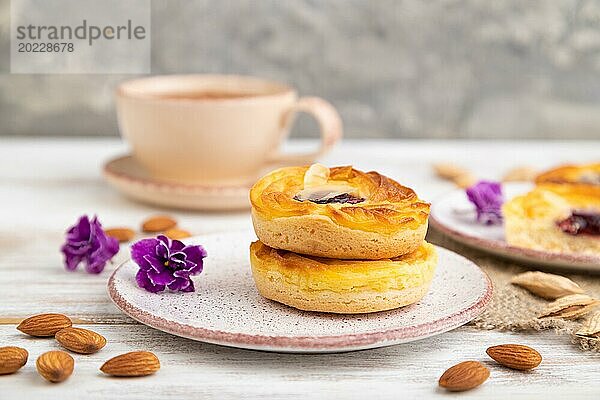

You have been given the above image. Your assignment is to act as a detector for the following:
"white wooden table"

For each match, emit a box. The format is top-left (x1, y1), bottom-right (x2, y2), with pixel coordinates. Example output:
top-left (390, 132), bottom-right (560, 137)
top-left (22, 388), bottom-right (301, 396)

top-left (1, 138), bottom-right (599, 399)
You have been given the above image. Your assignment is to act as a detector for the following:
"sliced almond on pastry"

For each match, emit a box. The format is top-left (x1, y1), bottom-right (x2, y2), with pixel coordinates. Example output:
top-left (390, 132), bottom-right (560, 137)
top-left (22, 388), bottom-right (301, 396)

top-left (297, 164), bottom-right (363, 203)
top-left (304, 163), bottom-right (330, 188)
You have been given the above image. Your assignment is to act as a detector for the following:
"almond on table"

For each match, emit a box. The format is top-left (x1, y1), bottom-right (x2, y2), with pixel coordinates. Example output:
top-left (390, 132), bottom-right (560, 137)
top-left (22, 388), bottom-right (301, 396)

top-left (502, 166), bottom-right (537, 182)
top-left (105, 227), bottom-right (136, 243)
top-left (0, 347), bottom-right (28, 375)
top-left (100, 351), bottom-right (160, 377)
top-left (163, 228), bottom-right (192, 240)
top-left (36, 351), bottom-right (74, 383)
top-left (486, 344), bottom-right (542, 370)
top-left (433, 162), bottom-right (471, 180)
top-left (141, 215), bottom-right (177, 233)
top-left (17, 313), bottom-right (72, 337)
top-left (55, 327), bottom-right (107, 354)
top-left (438, 361), bottom-right (490, 392)
top-left (432, 163), bottom-right (477, 188)
top-left (453, 173), bottom-right (478, 189)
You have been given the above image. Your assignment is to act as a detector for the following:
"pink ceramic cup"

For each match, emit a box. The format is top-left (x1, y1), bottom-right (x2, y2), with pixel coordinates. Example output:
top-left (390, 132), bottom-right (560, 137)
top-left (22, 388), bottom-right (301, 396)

top-left (116, 74), bottom-right (342, 185)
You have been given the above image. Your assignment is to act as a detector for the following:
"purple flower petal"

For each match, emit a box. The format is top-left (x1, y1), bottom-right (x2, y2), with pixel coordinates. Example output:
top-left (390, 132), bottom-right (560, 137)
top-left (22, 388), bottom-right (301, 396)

top-left (466, 181), bottom-right (504, 225)
top-left (167, 277), bottom-right (193, 291)
top-left (136, 270), bottom-right (165, 293)
top-left (61, 215), bottom-right (119, 274)
top-left (173, 268), bottom-right (191, 278)
top-left (143, 254), bottom-right (167, 273)
top-left (130, 235), bottom-right (207, 293)
top-left (131, 238), bottom-right (160, 268)
top-left (155, 236), bottom-right (171, 258)
top-left (182, 245), bottom-right (207, 262)
top-left (147, 268), bottom-right (176, 286)
top-left (170, 239), bottom-right (186, 252)
top-left (62, 247), bottom-right (84, 271)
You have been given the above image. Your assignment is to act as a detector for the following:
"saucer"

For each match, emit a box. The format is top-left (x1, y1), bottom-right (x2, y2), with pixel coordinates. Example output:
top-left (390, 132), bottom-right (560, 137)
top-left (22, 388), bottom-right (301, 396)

top-left (103, 154), bottom-right (250, 211)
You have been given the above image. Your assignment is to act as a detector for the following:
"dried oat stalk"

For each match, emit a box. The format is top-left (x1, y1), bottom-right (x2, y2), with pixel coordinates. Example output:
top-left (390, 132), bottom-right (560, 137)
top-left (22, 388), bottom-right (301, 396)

top-left (511, 271), bottom-right (584, 300)
top-left (539, 294), bottom-right (600, 320)
top-left (576, 312), bottom-right (600, 339)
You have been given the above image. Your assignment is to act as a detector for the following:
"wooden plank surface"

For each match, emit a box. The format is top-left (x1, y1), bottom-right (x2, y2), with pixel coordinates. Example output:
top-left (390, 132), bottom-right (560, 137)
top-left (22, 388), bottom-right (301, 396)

top-left (1, 138), bottom-right (599, 399)
top-left (2, 325), bottom-right (598, 399)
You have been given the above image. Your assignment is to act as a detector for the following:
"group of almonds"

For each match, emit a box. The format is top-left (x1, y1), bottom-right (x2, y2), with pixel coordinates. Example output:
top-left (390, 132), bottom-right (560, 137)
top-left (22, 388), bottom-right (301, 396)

top-left (105, 214), bottom-right (191, 243)
top-left (0, 313), bottom-right (160, 382)
top-left (439, 343), bottom-right (542, 391)
top-left (439, 270), bottom-right (599, 392)
top-left (511, 271), bottom-right (600, 336)
top-left (433, 162), bottom-right (538, 187)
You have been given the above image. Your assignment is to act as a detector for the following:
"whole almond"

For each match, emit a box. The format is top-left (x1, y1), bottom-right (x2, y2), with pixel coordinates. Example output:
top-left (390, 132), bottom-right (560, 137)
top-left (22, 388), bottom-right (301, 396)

top-left (438, 361), bottom-right (489, 392)
top-left (511, 271), bottom-right (584, 300)
top-left (502, 166), bottom-right (537, 182)
top-left (539, 294), bottom-right (600, 320)
top-left (36, 351), bottom-right (74, 383)
top-left (486, 344), bottom-right (542, 370)
top-left (433, 163), bottom-right (470, 180)
top-left (453, 173), bottom-right (478, 189)
top-left (17, 313), bottom-right (72, 337)
top-left (0, 346), bottom-right (28, 375)
top-left (141, 216), bottom-right (177, 233)
top-left (163, 228), bottom-right (192, 240)
top-left (105, 227), bottom-right (135, 243)
top-left (55, 327), bottom-right (107, 354)
top-left (576, 312), bottom-right (600, 339)
top-left (100, 351), bottom-right (160, 377)
top-left (432, 163), bottom-right (476, 188)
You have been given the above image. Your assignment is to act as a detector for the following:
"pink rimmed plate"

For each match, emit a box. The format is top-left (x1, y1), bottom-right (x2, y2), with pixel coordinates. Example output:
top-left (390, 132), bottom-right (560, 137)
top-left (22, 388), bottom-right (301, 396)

top-left (108, 230), bottom-right (492, 353)
top-left (430, 183), bottom-right (600, 272)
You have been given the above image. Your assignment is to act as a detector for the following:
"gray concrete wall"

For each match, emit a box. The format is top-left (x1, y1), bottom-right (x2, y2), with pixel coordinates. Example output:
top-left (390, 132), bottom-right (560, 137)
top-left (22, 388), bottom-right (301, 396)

top-left (2, 0), bottom-right (600, 139)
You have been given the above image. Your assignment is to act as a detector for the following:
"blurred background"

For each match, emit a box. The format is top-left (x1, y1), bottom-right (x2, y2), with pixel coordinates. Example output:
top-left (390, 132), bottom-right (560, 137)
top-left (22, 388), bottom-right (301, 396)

top-left (2, 0), bottom-right (600, 139)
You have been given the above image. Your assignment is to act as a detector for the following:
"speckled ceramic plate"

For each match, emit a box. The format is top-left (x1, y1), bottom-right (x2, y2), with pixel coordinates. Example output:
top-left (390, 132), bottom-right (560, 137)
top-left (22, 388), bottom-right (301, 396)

top-left (430, 183), bottom-right (600, 272)
top-left (108, 230), bottom-right (492, 353)
top-left (103, 154), bottom-right (250, 211)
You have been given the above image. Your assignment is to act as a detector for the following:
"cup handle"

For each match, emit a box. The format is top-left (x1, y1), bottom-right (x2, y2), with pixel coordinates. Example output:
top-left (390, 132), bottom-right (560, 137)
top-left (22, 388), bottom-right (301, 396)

top-left (268, 97), bottom-right (342, 166)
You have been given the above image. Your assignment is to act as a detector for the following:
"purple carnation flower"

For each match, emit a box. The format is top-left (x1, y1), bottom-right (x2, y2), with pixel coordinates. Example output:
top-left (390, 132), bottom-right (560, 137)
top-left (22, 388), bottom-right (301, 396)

top-left (466, 181), bottom-right (504, 225)
top-left (131, 235), bottom-right (207, 293)
top-left (61, 215), bottom-right (119, 274)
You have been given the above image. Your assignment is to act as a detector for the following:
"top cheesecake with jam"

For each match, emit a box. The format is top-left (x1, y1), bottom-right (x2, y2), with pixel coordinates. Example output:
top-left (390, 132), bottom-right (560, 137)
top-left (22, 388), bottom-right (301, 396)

top-left (536, 162), bottom-right (600, 187)
top-left (502, 183), bottom-right (600, 257)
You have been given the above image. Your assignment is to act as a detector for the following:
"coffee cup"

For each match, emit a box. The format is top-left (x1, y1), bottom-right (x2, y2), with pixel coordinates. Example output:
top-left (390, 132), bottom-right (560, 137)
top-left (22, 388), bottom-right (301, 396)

top-left (116, 74), bottom-right (342, 185)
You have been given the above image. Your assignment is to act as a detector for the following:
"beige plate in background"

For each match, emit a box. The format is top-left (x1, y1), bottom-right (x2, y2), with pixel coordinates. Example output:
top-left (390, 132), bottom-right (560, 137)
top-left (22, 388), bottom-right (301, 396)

top-left (103, 154), bottom-right (251, 211)
top-left (430, 183), bottom-right (600, 272)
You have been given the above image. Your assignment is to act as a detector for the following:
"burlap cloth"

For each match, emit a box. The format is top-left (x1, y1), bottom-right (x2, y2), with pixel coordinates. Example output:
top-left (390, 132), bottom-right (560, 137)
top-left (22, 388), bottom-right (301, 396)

top-left (427, 229), bottom-right (600, 352)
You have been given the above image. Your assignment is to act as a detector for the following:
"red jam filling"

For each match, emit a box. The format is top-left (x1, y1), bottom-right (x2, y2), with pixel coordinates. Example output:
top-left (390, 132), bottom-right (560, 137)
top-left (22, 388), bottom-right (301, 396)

top-left (293, 193), bottom-right (365, 205)
top-left (557, 211), bottom-right (600, 236)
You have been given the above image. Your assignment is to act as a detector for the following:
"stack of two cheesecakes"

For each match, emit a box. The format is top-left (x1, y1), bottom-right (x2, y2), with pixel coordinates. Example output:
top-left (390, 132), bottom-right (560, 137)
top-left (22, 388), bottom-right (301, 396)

top-left (249, 164), bottom-right (438, 314)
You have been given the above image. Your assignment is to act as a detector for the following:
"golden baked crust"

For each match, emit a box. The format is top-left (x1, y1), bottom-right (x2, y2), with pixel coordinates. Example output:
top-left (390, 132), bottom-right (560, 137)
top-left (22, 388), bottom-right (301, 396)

top-left (249, 165), bottom-right (430, 259)
top-left (250, 165), bottom-right (430, 235)
top-left (249, 240), bottom-right (438, 313)
top-left (537, 183), bottom-right (600, 209)
top-left (503, 186), bottom-right (599, 256)
top-left (535, 163), bottom-right (600, 191)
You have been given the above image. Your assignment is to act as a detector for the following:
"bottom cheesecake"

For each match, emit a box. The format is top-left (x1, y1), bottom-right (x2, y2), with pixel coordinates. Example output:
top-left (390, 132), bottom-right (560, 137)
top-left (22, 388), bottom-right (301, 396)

top-left (249, 240), bottom-right (437, 314)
